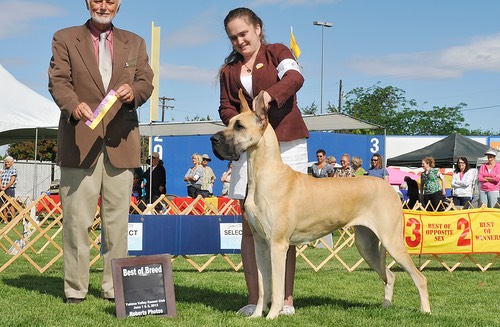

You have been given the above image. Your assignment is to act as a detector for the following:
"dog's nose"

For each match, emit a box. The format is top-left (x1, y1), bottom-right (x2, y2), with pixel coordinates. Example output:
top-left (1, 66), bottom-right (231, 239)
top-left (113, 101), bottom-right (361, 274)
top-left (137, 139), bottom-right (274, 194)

top-left (210, 133), bottom-right (222, 144)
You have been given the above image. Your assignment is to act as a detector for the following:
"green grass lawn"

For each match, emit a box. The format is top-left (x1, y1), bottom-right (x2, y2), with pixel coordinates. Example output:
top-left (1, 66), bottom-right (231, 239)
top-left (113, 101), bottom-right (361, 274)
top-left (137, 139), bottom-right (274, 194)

top-left (0, 234), bottom-right (499, 327)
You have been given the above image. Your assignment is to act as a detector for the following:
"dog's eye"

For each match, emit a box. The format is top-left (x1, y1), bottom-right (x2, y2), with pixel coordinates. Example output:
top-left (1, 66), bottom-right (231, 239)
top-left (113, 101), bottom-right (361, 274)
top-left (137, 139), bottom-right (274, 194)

top-left (234, 119), bottom-right (245, 131)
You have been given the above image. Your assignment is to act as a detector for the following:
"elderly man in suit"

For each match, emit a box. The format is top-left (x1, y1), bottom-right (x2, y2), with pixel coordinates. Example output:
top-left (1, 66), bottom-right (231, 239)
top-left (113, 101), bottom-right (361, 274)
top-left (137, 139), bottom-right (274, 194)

top-left (48, 0), bottom-right (153, 304)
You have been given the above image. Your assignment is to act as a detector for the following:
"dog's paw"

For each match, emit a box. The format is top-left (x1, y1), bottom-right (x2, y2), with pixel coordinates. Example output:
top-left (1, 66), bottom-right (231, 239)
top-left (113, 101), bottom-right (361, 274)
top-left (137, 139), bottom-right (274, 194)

top-left (237, 304), bottom-right (257, 316)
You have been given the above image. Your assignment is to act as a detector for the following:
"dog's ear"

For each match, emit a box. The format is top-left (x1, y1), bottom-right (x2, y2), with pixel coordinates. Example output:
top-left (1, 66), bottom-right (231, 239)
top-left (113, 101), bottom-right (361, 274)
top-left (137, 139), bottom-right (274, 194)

top-left (253, 90), bottom-right (269, 129)
top-left (238, 89), bottom-right (251, 113)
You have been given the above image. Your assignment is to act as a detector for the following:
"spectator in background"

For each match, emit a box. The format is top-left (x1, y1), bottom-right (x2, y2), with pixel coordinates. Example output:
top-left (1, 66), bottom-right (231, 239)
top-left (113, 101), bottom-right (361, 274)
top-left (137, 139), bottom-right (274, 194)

top-left (334, 154), bottom-right (355, 177)
top-left (478, 150), bottom-right (500, 208)
top-left (326, 156), bottom-right (336, 165)
top-left (351, 156), bottom-right (366, 176)
top-left (420, 156), bottom-right (446, 211)
top-left (144, 152), bottom-right (166, 204)
top-left (184, 153), bottom-right (204, 198)
top-left (451, 157), bottom-right (475, 209)
top-left (366, 153), bottom-right (389, 182)
top-left (311, 149), bottom-right (334, 178)
top-left (326, 155), bottom-right (338, 175)
top-left (131, 167), bottom-right (145, 203)
top-left (404, 176), bottom-right (420, 209)
top-left (0, 156), bottom-right (17, 222)
top-left (200, 154), bottom-right (216, 197)
top-left (220, 161), bottom-right (232, 197)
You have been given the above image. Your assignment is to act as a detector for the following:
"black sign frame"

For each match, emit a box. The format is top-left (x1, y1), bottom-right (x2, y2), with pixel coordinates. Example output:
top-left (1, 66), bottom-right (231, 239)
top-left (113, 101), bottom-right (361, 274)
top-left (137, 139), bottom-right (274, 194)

top-left (112, 254), bottom-right (176, 318)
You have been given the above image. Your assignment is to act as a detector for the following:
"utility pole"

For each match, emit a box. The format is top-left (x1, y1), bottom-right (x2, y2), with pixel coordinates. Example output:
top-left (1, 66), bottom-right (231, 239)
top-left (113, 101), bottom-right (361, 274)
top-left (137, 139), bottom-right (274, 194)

top-left (159, 96), bottom-right (175, 122)
top-left (338, 79), bottom-right (343, 113)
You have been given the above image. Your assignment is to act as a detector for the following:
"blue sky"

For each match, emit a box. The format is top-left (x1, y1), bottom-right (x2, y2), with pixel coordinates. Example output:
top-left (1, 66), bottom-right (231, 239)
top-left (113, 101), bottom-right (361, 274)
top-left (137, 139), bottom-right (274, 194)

top-left (1, 0), bottom-right (499, 132)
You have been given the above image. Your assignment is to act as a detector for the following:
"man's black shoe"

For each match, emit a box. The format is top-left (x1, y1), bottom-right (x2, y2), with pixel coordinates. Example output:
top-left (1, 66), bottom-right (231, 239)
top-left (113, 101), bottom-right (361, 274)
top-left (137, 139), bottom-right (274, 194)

top-left (66, 297), bottom-right (85, 304)
top-left (104, 298), bottom-right (115, 303)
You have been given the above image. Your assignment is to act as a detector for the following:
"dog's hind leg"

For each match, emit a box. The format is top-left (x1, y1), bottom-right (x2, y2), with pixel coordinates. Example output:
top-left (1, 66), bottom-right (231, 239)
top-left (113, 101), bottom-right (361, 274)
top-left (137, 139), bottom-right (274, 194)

top-left (353, 226), bottom-right (395, 308)
top-left (379, 244), bottom-right (395, 308)
top-left (383, 234), bottom-right (431, 314)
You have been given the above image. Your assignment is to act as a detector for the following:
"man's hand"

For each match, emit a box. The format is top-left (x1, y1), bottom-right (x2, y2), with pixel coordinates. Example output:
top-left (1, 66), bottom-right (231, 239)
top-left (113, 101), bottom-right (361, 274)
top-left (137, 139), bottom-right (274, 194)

top-left (116, 84), bottom-right (135, 104)
top-left (72, 102), bottom-right (94, 121)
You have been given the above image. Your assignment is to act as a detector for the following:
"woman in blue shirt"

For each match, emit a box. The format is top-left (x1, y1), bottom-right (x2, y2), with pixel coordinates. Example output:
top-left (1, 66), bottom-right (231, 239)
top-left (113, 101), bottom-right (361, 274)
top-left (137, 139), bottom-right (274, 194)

top-left (366, 153), bottom-right (389, 182)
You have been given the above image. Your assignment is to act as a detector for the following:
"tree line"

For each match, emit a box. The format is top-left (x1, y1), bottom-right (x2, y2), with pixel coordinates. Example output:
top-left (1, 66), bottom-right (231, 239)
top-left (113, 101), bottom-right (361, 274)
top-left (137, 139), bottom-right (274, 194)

top-left (301, 82), bottom-right (496, 136)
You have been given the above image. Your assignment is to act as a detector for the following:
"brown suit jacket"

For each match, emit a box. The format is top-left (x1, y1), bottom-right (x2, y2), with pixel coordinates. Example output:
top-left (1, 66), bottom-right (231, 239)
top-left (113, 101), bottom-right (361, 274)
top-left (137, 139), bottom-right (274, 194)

top-left (48, 20), bottom-right (153, 169)
top-left (219, 43), bottom-right (309, 142)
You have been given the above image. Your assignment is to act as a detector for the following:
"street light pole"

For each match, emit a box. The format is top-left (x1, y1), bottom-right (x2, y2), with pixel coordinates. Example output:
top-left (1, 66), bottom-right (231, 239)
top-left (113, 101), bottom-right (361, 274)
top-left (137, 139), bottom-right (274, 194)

top-left (313, 20), bottom-right (333, 114)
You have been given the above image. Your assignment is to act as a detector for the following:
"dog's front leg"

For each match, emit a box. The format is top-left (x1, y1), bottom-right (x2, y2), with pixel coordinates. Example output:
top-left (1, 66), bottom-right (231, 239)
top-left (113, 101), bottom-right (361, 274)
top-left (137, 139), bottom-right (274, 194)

top-left (266, 240), bottom-right (288, 319)
top-left (251, 234), bottom-right (271, 318)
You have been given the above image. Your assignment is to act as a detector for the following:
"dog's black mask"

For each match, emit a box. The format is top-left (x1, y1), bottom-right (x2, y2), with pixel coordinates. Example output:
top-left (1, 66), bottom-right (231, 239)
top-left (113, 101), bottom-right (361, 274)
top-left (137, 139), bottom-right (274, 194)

top-left (210, 132), bottom-right (240, 161)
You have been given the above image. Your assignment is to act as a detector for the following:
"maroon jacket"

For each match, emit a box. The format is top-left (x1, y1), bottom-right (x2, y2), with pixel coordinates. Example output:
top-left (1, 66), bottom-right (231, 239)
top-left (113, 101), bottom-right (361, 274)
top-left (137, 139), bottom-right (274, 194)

top-left (219, 43), bottom-right (309, 142)
top-left (48, 20), bottom-right (153, 169)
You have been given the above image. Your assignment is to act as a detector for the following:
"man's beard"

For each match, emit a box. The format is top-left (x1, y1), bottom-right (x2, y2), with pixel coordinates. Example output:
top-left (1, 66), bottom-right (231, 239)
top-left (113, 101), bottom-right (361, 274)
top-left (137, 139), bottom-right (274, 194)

top-left (91, 12), bottom-right (115, 25)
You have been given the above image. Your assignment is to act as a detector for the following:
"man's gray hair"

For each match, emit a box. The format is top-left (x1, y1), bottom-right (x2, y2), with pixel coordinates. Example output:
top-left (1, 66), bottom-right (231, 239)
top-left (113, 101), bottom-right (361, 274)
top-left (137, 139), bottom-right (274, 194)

top-left (86, 0), bottom-right (122, 7)
top-left (4, 156), bottom-right (14, 162)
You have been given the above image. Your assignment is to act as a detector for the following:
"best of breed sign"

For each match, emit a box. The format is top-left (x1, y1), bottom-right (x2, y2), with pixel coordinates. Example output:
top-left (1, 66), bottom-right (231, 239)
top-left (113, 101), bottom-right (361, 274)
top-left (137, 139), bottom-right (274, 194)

top-left (112, 254), bottom-right (176, 318)
top-left (403, 208), bottom-right (500, 254)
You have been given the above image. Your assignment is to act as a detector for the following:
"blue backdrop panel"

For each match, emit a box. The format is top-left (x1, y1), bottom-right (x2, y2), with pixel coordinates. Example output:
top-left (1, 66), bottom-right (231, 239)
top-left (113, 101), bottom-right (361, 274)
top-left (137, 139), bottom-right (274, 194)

top-left (129, 214), bottom-right (242, 256)
top-left (151, 132), bottom-right (385, 197)
top-left (129, 215), bottom-right (178, 256)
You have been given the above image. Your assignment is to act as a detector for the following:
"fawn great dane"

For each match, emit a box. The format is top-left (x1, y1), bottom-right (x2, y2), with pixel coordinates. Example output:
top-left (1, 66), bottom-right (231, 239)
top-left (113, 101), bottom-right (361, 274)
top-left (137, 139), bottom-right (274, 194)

top-left (210, 89), bottom-right (431, 319)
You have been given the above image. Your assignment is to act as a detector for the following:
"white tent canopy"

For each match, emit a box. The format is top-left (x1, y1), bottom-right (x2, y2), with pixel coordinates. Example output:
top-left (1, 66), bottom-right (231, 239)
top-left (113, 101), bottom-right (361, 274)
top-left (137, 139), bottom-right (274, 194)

top-left (139, 112), bottom-right (381, 137)
top-left (0, 64), bottom-right (59, 139)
